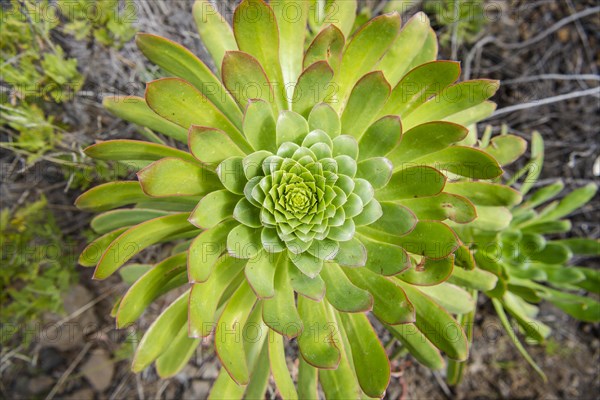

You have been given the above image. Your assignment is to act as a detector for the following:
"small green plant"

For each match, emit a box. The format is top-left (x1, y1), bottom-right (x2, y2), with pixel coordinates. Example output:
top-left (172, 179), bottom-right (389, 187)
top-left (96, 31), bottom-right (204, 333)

top-left (58, 0), bottom-right (137, 49)
top-left (0, 196), bottom-right (77, 345)
top-left (76, 0), bottom-right (535, 397)
top-left (445, 128), bottom-right (600, 384)
top-left (0, 0), bottom-right (136, 163)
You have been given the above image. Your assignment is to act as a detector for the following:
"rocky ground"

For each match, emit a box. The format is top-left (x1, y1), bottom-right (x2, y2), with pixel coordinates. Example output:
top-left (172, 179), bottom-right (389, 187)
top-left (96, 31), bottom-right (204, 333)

top-left (1, 0), bottom-right (598, 399)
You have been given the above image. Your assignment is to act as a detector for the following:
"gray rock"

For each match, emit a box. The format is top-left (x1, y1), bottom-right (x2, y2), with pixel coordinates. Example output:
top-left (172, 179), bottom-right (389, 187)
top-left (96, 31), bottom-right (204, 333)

top-left (81, 349), bottom-right (114, 392)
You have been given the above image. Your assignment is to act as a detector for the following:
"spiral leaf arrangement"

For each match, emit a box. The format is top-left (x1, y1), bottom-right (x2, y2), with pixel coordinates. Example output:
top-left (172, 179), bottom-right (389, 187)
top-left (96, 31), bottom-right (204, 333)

top-left (76, 0), bottom-right (510, 397)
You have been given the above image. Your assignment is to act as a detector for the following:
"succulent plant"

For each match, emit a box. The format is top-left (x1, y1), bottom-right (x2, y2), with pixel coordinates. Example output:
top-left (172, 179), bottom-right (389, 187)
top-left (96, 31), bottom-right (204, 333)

top-left (76, 0), bottom-right (507, 397)
top-left (443, 128), bottom-right (600, 384)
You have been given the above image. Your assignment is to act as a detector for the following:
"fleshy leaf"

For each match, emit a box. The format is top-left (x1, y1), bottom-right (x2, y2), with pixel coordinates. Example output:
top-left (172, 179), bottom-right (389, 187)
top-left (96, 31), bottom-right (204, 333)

top-left (192, 0), bottom-right (238, 73)
top-left (136, 33), bottom-right (242, 127)
top-left (214, 281), bottom-right (257, 385)
top-left (297, 296), bottom-right (341, 369)
top-left (188, 255), bottom-right (246, 337)
top-left (189, 190), bottom-right (240, 229)
top-left (341, 71), bottom-right (391, 139)
top-left (358, 115), bottom-right (402, 161)
top-left (94, 213), bottom-right (195, 279)
top-left (138, 158), bottom-right (222, 197)
top-left (188, 219), bottom-right (236, 282)
top-left (375, 166), bottom-right (446, 201)
top-left (398, 256), bottom-right (454, 286)
top-left (103, 96), bottom-right (188, 142)
top-left (243, 99), bottom-right (278, 153)
top-left (292, 61), bottom-right (334, 118)
top-left (344, 267), bottom-right (415, 325)
top-left (321, 263), bottom-right (373, 313)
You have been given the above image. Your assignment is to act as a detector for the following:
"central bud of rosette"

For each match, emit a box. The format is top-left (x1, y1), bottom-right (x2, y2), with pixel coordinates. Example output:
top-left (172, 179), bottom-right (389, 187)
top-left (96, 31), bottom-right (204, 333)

top-left (222, 127), bottom-right (383, 278)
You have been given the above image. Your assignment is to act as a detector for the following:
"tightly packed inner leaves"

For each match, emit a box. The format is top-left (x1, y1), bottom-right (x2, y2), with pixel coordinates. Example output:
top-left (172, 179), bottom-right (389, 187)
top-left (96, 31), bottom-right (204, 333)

top-left (74, 0), bottom-right (520, 397)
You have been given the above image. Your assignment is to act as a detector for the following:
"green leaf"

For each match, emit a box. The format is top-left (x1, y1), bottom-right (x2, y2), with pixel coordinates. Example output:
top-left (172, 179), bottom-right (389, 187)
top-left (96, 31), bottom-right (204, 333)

top-left (572, 267), bottom-right (600, 295)
top-left (321, 263), bottom-right (373, 312)
top-left (377, 12), bottom-right (432, 86)
top-left (375, 166), bottom-right (446, 201)
top-left (536, 183), bottom-right (597, 222)
top-left (91, 209), bottom-right (170, 234)
top-left (290, 251), bottom-right (325, 278)
top-left (209, 369), bottom-right (245, 400)
top-left (136, 33), bottom-right (242, 128)
top-left (292, 61), bottom-right (334, 118)
top-left (145, 78), bottom-right (245, 146)
top-left (341, 71), bottom-right (391, 139)
top-left (469, 206), bottom-right (513, 231)
top-left (277, 110), bottom-right (310, 146)
top-left (356, 157), bottom-right (393, 189)
top-left (318, 303), bottom-right (362, 400)
top-left (188, 255), bottom-right (246, 337)
top-left (233, 0), bottom-right (286, 110)
top-left (103, 96), bottom-right (188, 142)
top-left (138, 157), bottom-right (222, 197)
top-left (288, 263), bottom-right (326, 301)
top-left (491, 298), bottom-right (547, 381)
top-left (522, 180), bottom-right (564, 209)
top-left (518, 131), bottom-right (544, 195)
top-left (215, 281), bottom-right (257, 385)
top-left (155, 323), bottom-right (200, 378)
top-left (542, 287), bottom-right (600, 322)
top-left (298, 358), bottom-right (318, 400)
top-left (273, 0), bottom-right (309, 96)
top-left (79, 227), bottom-right (128, 267)
top-left (308, 103), bottom-right (341, 138)
top-left (189, 190), bottom-right (240, 229)
top-left (333, 237), bottom-right (367, 267)
top-left (385, 323), bottom-right (444, 370)
top-left (398, 256), bottom-right (454, 286)
top-left (361, 202), bottom-right (417, 237)
top-left (380, 61), bottom-right (461, 118)
top-left (386, 121), bottom-right (467, 165)
top-left (222, 51), bottom-right (279, 113)
top-left (447, 267), bottom-right (498, 292)
top-left (117, 253), bottom-right (187, 328)
top-left (412, 146), bottom-right (503, 179)
top-left (297, 296), bottom-right (341, 369)
top-left (304, 24), bottom-right (345, 72)
top-left (339, 312), bottom-right (390, 397)
top-left (227, 224), bottom-right (262, 259)
top-left (245, 250), bottom-right (277, 299)
top-left (417, 283), bottom-right (475, 315)
top-left (263, 256), bottom-right (303, 338)
top-left (335, 13), bottom-right (401, 108)
top-left (94, 213), bottom-right (195, 279)
top-left (396, 221), bottom-right (459, 259)
top-left (189, 219), bottom-right (236, 282)
top-left (529, 243), bottom-right (572, 264)
top-left (344, 267), bottom-right (415, 325)
top-left (192, 0), bottom-right (238, 73)
top-left (189, 126), bottom-right (246, 164)
top-left (244, 340), bottom-right (270, 399)
top-left (233, 198), bottom-right (261, 228)
top-left (402, 80), bottom-right (500, 130)
top-left (243, 99), bottom-right (278, 153)
top-left (397, 281), bottom-right (468, 360)
top-left (555, 238), bottom-right (600, 256)
top-left (217, 156), bottom-right (247, 195)
top-left (444, 182), bottom-right (522, 206)
top-left (132, 290), bottom-right (189, 372)
top-left (118, 264), bottom-right (152, 285)
top-left (358, 115), bottom-right (402, 161)
top-left (84, 139), bottom-right (197, 164)
top-left (502, 292), bottom-right (550, 342)
top-left (268, 329), bottom-right (298, 400)
top-left (75, 181), bottom-right (146, 212)
top-left (483, 134), bottom-right (527, 166)
top-left (356, 233), bottom-right (410, 276)
top-left (397, 193), bottom-right (477, 223)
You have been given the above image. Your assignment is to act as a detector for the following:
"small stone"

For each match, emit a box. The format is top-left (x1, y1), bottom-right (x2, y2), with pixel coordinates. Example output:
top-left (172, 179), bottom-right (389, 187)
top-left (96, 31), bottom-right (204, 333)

top-left (39, 347), bottom-right (64, 372)
top-left (81, 349), bottom-right (114, 392)
top-left (557, 28), bottom-right (570, 43)
top-left (191, 380), bottom-right (211, 398)
top-left (28, 376), bottom-right (55, 395)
